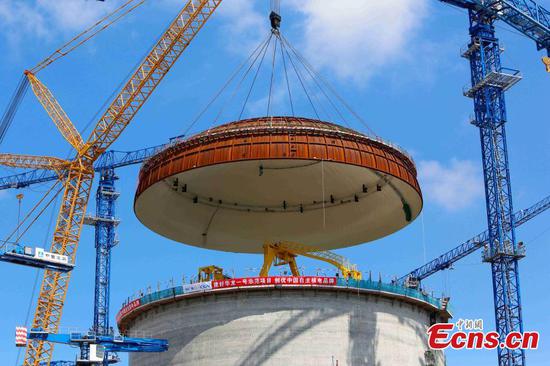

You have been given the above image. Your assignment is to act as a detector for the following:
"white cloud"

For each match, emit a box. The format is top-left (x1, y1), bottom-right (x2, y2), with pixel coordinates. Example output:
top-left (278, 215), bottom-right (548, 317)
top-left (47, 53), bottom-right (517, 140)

top-left (216, 0), bottom-right (265, 52)
top-left (205, 1), bottom-right (432, 112)
top-left (418, 159), bottom-right (484, 212)
top-left (0, 0), bottom-right (119, 44)
top-left (36, 0), bottom-right (118, 32)
top-left (0, 2), bottom-right (49, 42)
top-left (289, 0), bottom-right (429, 83)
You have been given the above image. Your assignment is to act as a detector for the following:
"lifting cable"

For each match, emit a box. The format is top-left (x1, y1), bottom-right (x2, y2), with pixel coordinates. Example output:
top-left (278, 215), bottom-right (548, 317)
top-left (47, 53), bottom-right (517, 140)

top-left (14, 192), bottom-right (60, 366)
top-left (280, 35), bottom-right (378, 137)
top-left (1, 0), bottom-right (144, 148)
top-left (1, 180), bottom-right (63, 249)
top-left (280, 32), bottom-right (338, 124)
top-left (279, 33), bottom-right (295, 116)
top-left (179, 3), bottom-right (376, 138)
top-left (278, 35), bottom-right (321, 120)
top-left (0, 76), bottom-right (30, 146)
top-left (183, 33), bottom-right (273, 137)
top-left (238, 34), bottom-right (274, 121)
top-left (279, 35), bottom-right (349, 128)
top-left (267, 34), bottom-right (279, 118)
top-left (212, 34), bottom-right (273, 127)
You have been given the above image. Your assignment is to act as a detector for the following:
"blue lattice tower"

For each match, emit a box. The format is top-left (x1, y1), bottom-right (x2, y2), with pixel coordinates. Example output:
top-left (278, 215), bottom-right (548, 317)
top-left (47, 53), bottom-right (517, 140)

top-left (464, 9), bottom-right (525, 366)
top-left (86, 168), bottom-right (120, 365)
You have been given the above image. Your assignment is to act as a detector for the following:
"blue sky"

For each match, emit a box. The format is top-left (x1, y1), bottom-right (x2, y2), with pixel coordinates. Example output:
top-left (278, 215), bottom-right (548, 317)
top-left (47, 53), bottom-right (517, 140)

top-left (0, 0), bottom-right (549, 365)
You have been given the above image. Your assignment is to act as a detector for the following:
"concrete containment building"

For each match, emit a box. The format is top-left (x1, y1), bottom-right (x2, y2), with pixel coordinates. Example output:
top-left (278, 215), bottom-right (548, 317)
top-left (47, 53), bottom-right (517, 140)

top-left (117, 280), bottom-right (450, 366)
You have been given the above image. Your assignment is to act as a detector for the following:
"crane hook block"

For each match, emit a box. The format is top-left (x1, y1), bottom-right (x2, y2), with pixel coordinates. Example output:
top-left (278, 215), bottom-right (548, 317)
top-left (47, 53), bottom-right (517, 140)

top-left (542, 56), bottom-right (550, 73)
top-left (270, 11), bottom-right (281, 30)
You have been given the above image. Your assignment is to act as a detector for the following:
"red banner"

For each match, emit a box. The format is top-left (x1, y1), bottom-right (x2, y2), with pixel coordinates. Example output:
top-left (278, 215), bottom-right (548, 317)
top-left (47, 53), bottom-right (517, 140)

top-left (212, 276), bottom-right (337, 290)
top-left (116, 298), bottom-right (141, 323)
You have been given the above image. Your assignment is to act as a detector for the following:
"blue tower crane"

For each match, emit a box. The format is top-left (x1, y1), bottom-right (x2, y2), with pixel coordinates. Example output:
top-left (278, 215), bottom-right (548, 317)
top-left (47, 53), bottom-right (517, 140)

top-left (434, 1), bottom-right (549, 365)
top-left (3, 2), bottom-right (550, 365)
top-left (440, 1), bottom-right (550, 57)
top-left (85, 168), bottom-right (120, 365)
top-left (462, 16), bottom-right (524, 363)
top-left (2, 141), bottom-right (172, 365)
top-left (18, 327), bottom-right (168, 365)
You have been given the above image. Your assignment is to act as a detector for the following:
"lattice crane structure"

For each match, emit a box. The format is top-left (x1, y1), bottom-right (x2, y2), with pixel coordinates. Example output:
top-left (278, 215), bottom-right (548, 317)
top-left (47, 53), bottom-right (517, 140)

top-left (429, 1), bottom-right (550, 365)
top-left (0, 1), bottom-right (223, 364)
top-left (2, 142), bottom-right (175, 365)
top-left (1, 1), bottom-right (549, 366)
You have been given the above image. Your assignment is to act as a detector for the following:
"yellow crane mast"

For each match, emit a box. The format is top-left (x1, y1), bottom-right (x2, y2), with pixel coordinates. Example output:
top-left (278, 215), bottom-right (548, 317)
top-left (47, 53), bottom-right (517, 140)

top-left (260, 241), bottom-right (363, 280)
top-left (0, 1), bottom-right (223, 365)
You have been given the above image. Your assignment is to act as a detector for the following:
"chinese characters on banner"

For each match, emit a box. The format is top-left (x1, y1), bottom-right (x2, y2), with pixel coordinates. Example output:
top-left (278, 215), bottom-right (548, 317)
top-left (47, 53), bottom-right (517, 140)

top-left (116, 298), bottom-right (141, 323)
top-left (212, 276), bottom-right (337, 289)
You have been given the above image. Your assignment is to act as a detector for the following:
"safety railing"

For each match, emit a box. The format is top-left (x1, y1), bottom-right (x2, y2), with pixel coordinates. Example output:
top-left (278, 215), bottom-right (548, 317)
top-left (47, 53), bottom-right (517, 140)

top-left (337, 278), bottom-right (446, 310)
top-left (119, 277), bottom-right (450, 321)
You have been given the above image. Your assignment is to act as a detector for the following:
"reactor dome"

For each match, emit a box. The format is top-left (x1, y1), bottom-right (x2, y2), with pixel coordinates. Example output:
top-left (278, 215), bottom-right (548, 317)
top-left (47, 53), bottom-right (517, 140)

top-left (134, 116), bottom-right (422, 253)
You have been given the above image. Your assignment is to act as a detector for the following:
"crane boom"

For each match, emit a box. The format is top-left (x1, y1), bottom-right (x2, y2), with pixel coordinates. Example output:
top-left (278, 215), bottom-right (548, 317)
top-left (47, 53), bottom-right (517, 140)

top-left (18, 1), bottom-right (223, 364)
top-left (441, 0), bottom-right (550, 53)
top-left (397, 193), bottom-right (550, 284)
top-left (85, 0), bottom-right (223, 159)
top-left (26, 73), bottom-right (84, 151)
top-left (0, 143), bottom-right (166, 190)
top-left (0, 154), bottom-right (69, 172)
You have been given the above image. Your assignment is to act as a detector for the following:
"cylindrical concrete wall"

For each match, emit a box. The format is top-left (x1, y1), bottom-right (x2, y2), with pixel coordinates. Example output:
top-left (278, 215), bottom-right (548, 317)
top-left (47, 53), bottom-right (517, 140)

top-left (122, 287), bottom-right (448, 366)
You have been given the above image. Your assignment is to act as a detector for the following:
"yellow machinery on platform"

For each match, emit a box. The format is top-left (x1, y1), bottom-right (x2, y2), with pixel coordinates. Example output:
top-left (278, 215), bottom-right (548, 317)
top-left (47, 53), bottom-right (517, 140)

top-left (260, 241), bottom-right (362, 280)
top-left (198, 265), bottom-right (230, 282)
top-left (0, 1), bottom-right (224, 365)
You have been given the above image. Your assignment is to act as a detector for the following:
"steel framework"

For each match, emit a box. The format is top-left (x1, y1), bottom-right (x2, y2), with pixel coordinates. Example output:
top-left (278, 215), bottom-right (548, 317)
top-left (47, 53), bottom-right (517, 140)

top-left (0, 1), bottom-right (224, 364)
top-left (89, 169), bottom-right (119, 364)
top-left (397, 194), bottom-right (550, 284)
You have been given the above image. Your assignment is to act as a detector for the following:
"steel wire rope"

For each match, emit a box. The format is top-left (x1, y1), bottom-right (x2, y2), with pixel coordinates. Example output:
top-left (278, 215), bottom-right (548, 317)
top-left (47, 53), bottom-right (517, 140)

top-left (281, 34), bottom-right (378, 137)
top-left (279, 35), bottom-right (351, 128)
top-left (80, 34), bottom-right (162, 143)
top-left (280, 37), bottom-right (335, 123)
top-left (238, 34), bottom-right (275, 121)
top-left (1, 180), bottom-right (61, 250)
top-left (267, 33), bottom-right (279, 121)
top-left (279, 37), bottom-right (320, 120)
top-left (278, 33), bottom-right (295, 116)
top-left (270, 0), bottom-right (281, 15)
top-left (0, 75), bottom-right (30, 146)
top-left (281, 35), bottom-right (342, 124)
top-left (12, 185), bottom-right (64, 245)
top-left (31, 0), bottom-right (146, 74)
top-left (76, 1), bottom-right (178, 149)
top-left (182, 33), bottom-right (272, 137)
top-left (211, 33), bottom-right (273, 127)
top-left (0, 0), bottom-right (130, 148)
top-left (14, 191), bottom-right (61, 366)
top-left (321, 159), bottom-right (326, 229)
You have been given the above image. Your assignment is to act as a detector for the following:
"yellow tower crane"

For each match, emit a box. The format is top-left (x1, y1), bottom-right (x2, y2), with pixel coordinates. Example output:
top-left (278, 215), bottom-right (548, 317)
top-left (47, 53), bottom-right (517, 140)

top-left (260, 241), bottom-right (363, 280)
top-left (0, 1), bottom-right (223, 365)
